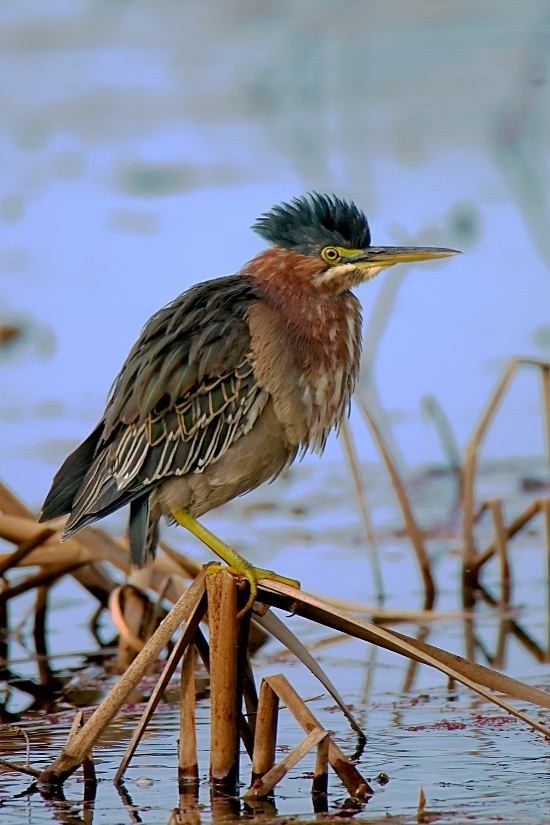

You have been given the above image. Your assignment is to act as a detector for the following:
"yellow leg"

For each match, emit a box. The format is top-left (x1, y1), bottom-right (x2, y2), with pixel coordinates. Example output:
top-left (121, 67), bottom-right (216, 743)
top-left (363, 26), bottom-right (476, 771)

top-left (172, 508), bottom-right (300, 616)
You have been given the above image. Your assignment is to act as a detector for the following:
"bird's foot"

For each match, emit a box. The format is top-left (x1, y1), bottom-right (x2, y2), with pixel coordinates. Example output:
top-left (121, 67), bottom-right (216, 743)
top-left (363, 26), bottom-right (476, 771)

top-left (205, 561), bottom-right (299, 616)
top-left (172, 508), bottom-right (300, 617)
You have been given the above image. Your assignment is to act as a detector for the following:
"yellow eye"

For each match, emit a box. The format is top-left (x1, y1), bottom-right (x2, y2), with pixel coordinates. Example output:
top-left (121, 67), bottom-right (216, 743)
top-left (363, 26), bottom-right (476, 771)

top-left (321, 246), bottom-right (341, 264)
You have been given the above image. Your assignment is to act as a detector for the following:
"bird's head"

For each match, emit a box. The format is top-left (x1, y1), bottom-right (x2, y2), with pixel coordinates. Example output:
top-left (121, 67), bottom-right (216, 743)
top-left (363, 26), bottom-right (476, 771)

top-left (252, 193), bottom-right (459, 294)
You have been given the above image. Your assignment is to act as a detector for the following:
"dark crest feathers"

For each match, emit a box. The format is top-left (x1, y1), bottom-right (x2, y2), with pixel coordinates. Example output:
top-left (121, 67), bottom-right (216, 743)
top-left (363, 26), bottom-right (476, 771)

top-left (252, 192), bottom-right (371, 255)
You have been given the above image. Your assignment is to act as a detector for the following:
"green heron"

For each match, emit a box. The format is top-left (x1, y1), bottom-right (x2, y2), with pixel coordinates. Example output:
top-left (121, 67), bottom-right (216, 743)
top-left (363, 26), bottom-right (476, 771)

top-left (41, 193), bottom-right (458, 613)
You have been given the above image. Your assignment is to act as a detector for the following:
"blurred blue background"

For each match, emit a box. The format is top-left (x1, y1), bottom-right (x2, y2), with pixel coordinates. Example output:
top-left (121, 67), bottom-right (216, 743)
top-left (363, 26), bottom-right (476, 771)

top-left (1, 1), bottom-right (550, 510)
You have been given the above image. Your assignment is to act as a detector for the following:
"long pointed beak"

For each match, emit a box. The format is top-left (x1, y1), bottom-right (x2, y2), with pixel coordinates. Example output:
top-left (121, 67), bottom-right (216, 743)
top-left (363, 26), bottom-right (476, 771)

top-left (352, 246), bottom-right (460, 268)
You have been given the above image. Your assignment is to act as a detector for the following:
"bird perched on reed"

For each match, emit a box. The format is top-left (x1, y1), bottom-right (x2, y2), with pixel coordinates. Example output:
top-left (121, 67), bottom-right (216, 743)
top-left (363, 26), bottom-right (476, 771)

top-left (41, 193), bottom-right (458, 613)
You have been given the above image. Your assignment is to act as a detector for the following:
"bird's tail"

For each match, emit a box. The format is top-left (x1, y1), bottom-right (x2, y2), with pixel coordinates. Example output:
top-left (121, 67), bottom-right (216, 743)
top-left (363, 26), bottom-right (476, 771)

top-left (129, 496), bottom-right (159, 567)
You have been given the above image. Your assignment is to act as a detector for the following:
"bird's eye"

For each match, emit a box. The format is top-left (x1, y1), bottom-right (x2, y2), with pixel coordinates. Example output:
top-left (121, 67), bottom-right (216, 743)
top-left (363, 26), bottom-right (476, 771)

top-left (321, 246), bottom-right (341, 264)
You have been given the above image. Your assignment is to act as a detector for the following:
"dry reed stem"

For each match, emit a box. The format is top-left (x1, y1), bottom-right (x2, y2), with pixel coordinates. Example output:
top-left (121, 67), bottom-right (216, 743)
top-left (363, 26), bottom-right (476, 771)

top-left (488, 499), bottom-right (511, 606)
top-left (251, 680), bottom-right (278, 782)
top-left (0, 561), bottom-right (85, 604)
top-left (0, 482), bottom-right (120, 605)
top-left (311, 593), bottom-right (479, 622)
top-left (109, 587), bottom-right (147, 655)
top-left (242, 655), bottom-right (258, 740)
top-left (206, 569), bottom-right (240, 792)
top-left (0, 514), bottom-right (185, 604)
top-left (340, 418), bottom-right (383, 603)
top-left (34, 584), bottom-right (51, 684)
top-left (258, 581), bottom-right (550, 733)
top-left (264, 673), bottom-right (371, 798)
top-left (462, 358), bottom-right (550, 572)
top-left (39, 569), bottom-right (208, 786)
top-left (179, 644), bottom-right (199, 788)
top-left (541, 366), bottom-right (550, 476)
top-left (0, 758), bottom-right (40, 778)
top-left (118, 564), bottom-right (155, 664)
top-left (254, 606), bottom-right (364, 740)
top-left (476, 582), bottom-right (545, 663)
top-left (462, 358), bottom-right (519, 569)
top-left (0, 528), bottom-right (56, 576)
top-left (355, 394), bottom-right (435, 608)
top-left (159, 541), bottom-right (202, 579)
top-left (114, 592), bottom-right (206, 783)
top-left (540, 497), bottom-right (550, 660)
top-left (313, 728), bottom-right (329, 796)
top-left (0, 480), bottom-right (34, 519)
top-left (66, 711), bottom-right (85, 746)
top-left (244, 729), bottom-right (328, 800)
top-left (474, 499), bottom-right (541, 573)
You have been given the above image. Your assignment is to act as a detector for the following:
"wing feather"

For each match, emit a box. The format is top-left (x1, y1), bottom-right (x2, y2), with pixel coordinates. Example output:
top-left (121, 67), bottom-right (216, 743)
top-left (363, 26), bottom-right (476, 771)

top-left (60, 275), bottom-right (263, 537)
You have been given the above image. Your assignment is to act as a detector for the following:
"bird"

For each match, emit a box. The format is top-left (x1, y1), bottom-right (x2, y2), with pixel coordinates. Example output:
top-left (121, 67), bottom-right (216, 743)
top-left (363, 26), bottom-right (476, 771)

top-left (40, 193), bottom-right (458, 614)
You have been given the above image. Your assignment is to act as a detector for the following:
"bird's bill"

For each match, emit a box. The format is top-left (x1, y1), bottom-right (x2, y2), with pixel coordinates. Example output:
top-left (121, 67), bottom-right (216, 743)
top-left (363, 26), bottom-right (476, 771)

top-left (352, 246), bottom-right (460, 268)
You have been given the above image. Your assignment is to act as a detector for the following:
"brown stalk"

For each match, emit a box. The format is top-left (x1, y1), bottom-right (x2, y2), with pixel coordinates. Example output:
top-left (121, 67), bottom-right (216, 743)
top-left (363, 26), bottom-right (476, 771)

top-left (117, 565), bottom-right (155, 666)
top-left (179, 644), bottom-right (199, 790)
top-left (191, 623), bottom-right (256, 759)
top-left (254, 606), bottom-right (364, 740)
top-left (39, 569), bottom-right (207, 786)
top-left (354, 393), bottom-right (435, 608)
top-left (311, 593), bottom-right (479, 622)
top-left (159, 540), bottom-right (202, 579)
top-left (473, 499), bottom-right (541, 573)
top-left (114, 591), bottom-right (207, 783)
top-left (0, 515), bottom-right (185, 604)
top-left (541, 364), bottom-right (550, 474)
top-left (0, 562), bottom-right (85, 604)
top-left (462, 358), bottom-right (550, 574)
top-left (0, 483), bottom-right (117, 606)
top-left (477, 582), bottom-right (545, 663)
top-left (251, 680), bottom-right (278, 783)
top-left (0, 480), bottom-right (34, 519)
top-left (244, 729), bottom-right (328, 800)
top-left (257, 581), bottom-right (550, 732)
top-left (264, 673), bottom-right (371, 798)
top-left (109, 586), bottom-right (147, 655)
top-left (313, 728), bottom-right (330, 797)
top-left (34, 584), bottom-right (52, 685)
top-left (340, 418), bottom-right (383, 603)
top-left (542, 497), bottom-right (550, 660)
top-left (0, 528), bottom-right (56, 577)
top-left (0, 758), bottom-right (40, 778)
top-left (206, 569), bottom-right (240, 793)
top-left (488, 499), bottom-right (511, 607)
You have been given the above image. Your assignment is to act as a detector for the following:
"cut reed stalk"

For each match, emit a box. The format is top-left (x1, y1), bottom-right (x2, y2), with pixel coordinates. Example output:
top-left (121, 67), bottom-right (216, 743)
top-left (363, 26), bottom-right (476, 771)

top-left (206, 568), bottom-right (241, 793)
top-left (251, 680), bottom-right (278, 783)
top-left (264, 673), bottom-right (371, 798)
top-left (477, 582), bottom-right (545, 663)
top-left (312, 729), bottom-right (330, 797)
top-left (258, 581), bottom-right (550, 726)
top-left (540, 497), bottom-right (550, 661)
top-left (474, 499), bottom-right (541, 573)
top-left (244, 729), bottom-right (328, 800)
top-left (178, 644), bottom-right (199, 790)
top-left (0, 528), bottom-right (56, 576)
top-left (39, 569), bottom-right (208, 786)
top-left (114, 592), bottom-right (206, 783)
top-left (541, 366), bottom-right (550, 475)
top-left (0, 562), bottom-right (85, 604)
top-left (462, 358), bottom-right (550, 576)
top-left (33, 583), bottom-right (52, 685)
top-left (488, 499), bottom-right (511, 606)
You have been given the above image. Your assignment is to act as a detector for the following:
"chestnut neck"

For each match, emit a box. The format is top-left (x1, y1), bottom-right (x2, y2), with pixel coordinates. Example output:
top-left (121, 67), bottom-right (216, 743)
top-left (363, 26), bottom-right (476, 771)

top-left (244, 247), bottom-right (360, 373)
